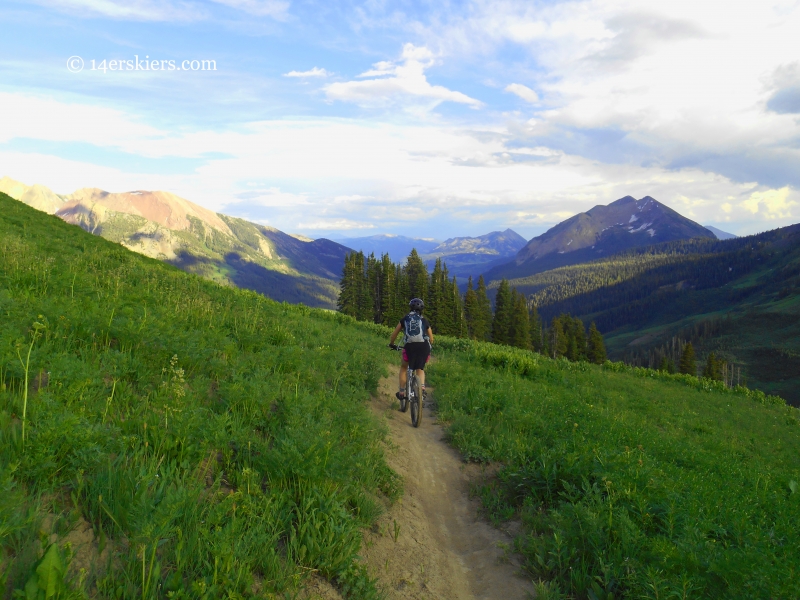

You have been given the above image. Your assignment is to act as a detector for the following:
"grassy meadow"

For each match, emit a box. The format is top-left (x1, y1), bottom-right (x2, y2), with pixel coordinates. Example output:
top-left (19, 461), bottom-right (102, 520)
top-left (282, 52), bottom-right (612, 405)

top-left (0, 193), bottom-right (398, 598)
top-left (430, 339), bottom-right (800, 599)
top-left (5, 188), bottom-right (800, 600)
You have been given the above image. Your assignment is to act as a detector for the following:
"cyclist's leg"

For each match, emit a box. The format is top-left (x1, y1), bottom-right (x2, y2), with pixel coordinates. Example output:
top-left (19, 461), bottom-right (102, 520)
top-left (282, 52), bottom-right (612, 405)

top-left (398, 359), bottom-right (409, 397)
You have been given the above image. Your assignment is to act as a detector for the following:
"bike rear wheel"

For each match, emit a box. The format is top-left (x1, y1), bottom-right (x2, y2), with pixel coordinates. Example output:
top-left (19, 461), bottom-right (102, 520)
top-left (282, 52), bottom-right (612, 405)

top-left (410, 374), bottom-right (422, 428)
top-left (399, 371), bottom-right (410, 412)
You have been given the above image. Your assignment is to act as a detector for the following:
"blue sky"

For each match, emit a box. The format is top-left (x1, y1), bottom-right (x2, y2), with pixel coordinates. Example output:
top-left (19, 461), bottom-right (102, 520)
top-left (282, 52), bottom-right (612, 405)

top-left (1, 0), bottom-right (799, 240)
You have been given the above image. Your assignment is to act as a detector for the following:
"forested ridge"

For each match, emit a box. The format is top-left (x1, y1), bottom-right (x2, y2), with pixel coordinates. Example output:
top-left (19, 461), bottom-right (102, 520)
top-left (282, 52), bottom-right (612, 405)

top-left (500, 224), bottom-right (800, 323)
top-left (500, 223), bottom-right (800, 404)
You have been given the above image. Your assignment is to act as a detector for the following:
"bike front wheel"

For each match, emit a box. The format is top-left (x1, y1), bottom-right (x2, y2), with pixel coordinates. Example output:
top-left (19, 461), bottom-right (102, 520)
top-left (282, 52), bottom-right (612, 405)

top-left (410, 375), bottom-right (422, 428)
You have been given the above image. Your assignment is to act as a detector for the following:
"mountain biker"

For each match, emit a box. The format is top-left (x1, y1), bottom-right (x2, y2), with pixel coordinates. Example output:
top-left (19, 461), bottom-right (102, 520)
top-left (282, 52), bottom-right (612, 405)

top-left (388, 298), bottom-right (434, 401)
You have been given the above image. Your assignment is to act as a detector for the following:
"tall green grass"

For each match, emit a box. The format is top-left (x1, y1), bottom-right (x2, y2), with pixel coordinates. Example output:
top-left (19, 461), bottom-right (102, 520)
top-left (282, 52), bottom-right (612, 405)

top-left (0, 193), bottom-right (398, 598)
top-left (430, 339), bottom-right (800, 599)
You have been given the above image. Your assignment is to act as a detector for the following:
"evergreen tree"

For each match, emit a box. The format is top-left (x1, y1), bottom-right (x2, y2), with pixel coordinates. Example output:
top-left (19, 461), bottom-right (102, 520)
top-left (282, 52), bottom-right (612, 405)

top-left (571, 317), bottom-right (587, 361)
top-left (464, 277), bottom-right (478, 338)
top-left (393, 264), bottom-right (410, 323)
top-left (450, 278), bottom-right (466, 338)
top-left (529, 303), bottom-right (543, 353)
top-left (355, 252), bottom-right (372, 322)
top-left (406, 249), bottom-right (428, 301)
top-left (439, 264), bottom-right (456, 335)
top-left (586, 322), bottom-right (607, 364)
top-left (549, 316), bottom-right (568, 358)
top-left (659, 356), bottom-right (669, 372)
top-left (509, 290), bottom-right (531, 350)
top-left (426, 258), bottom-right (444, 332)
top-left (365, 253), bottom-right (382, 323)
top-left (679, 342), bottom-right (697, 376)
top-left (703, 352), bottom-right (723, 381)
top-left (566, 335), bottom-right (578, 361)
top-left (492, 279), bottom-right (513, 345)
top-left (379, 254), bottom-right (394, 326)
top-left (472, 276), bottom-right (493, 342)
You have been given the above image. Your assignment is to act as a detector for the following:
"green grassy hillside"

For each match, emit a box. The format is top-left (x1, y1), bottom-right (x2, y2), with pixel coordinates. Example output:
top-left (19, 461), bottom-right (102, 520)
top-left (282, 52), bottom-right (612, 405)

top-left (430, 340), bottom-right (800, 599)
top-left (5, 187), bottom-right (800, 599)
top-left (0, 193), bottom-right (396, 598)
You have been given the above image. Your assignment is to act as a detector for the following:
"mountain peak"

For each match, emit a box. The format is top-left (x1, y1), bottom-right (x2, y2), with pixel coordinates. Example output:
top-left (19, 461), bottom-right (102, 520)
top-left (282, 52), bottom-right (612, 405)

top-left (484, 195), bottom-right (715, 281)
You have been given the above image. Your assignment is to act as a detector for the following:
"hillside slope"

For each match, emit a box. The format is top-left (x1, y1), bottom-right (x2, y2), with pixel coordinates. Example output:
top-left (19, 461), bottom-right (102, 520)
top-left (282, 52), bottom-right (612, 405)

top-left (504, 226), bottom-right (800, 404)
top-left (3, 189), bottom-right (800, 599)
top-left (484, 195), bottom-right (715, 281)
top-left (0, 191), bottom-right (396, 597)
top-left (430, 340), bottom-right (800, 599)
top-left (0, 177), bottom-right (348, 308)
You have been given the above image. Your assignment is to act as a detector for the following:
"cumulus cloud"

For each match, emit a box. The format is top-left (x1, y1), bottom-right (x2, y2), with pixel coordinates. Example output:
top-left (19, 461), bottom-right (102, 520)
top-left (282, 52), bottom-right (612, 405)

top-left (505, 83), bottom-right (539, 103)
top-left (283, 67), bottom-right (330, 78)
top-left (2, 86), bottom-right (798, 237)
top-left (324, 43), bottom-right (482, 109)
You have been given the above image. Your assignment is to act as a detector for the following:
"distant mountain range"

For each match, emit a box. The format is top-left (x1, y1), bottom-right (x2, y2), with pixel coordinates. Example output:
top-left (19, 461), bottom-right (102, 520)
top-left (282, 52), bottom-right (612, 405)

top-left (483, 195), bottom-right (716, 282)
top-left (331, 234), bottom-right (441, 262)
top-left (0, 176), bottom-right (350, 308)
top-left (705, 226), bottom-right (737, 240)
top-left (422, 229), bottom-right (527, 280)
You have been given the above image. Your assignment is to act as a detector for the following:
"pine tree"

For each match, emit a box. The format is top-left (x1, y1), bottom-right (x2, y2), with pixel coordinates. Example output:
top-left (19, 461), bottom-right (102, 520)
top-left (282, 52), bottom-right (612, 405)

top-left (406, 249), bottom-right (428, 301)
top-left (379, 254), bottom-right (394, 326)
top-left (703, 352), bottom-right (723, 381)
top-left (659, 356), bottom-right (669, 372)
top-left (529, 304), bottom-right (543, 353)
top-left (365, 253), bottom-right (381, 323)
top-left (492, 279), bottom-right (513, 345)
top-left (337, 252), bottom-right (357, 317)
top-left (586, 322), bottom-right (606, 364)
top-left (679, 342), bottom-right (697, 376)
top-left (439, 264), bottom-right (455, 335)
top-left (509, 290), bottom-right (531, 350)
top-left (451, 278), bottom-right (466, 338)
top-left (426, 258), bottom-right (444, 332)
top-left (572, 317), bottom-right (587, 361)
top-left (472, 276), bottom-right (493, 342)
top-left (464, 277), bottom-right (478, 338)
top-left (355, 252), bottom-right (372, 322)
top-left (566, 335), bottom-right (578, 361)
top-left (549, 316), bottom-right (568, 358)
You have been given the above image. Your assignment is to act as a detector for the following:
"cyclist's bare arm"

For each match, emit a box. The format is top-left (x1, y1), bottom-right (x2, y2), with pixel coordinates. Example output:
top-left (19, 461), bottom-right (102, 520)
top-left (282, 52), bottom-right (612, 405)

top-left (426, 327), bottom-right (434, 345)
top-left (389, 323), bottom-right (403, 346)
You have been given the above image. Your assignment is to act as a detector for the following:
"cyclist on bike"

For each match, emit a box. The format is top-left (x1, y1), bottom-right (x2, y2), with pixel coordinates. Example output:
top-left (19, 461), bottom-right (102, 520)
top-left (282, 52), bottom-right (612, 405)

top-left (388, 298), bottom-right (434, 401)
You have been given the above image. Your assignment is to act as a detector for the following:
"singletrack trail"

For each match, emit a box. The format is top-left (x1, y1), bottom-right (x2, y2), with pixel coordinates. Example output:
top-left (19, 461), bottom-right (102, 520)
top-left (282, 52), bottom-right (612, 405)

top-left (357, 370), bottom-right (535, 599)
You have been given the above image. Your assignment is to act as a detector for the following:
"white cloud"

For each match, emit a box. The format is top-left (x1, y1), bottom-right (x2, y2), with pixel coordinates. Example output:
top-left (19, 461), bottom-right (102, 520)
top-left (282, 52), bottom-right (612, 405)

top-left (505, 83), bottom-right (539, 103)
top-left (296, 218), bottom-right (376, 230)
top-left (209, 0), bottom-right (288, 19)
top-left (2, 90), bottom-right (798, 238)
top-left (324, 43), bottom-right (483, 109)
top-left (31, 0), bottom-right (204, 21)
top-left (283, 67), bottom-right (330, 78)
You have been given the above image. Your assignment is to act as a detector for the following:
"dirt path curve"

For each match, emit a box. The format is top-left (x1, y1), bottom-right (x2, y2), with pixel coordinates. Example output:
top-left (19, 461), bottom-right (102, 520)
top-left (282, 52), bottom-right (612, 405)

top-left (357, 371), bottom-right (535, 599)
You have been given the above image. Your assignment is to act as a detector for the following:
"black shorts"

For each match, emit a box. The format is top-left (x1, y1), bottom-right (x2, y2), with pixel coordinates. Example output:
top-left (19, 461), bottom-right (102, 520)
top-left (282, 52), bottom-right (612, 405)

top-left (403, 342), bottom-right (431, 371)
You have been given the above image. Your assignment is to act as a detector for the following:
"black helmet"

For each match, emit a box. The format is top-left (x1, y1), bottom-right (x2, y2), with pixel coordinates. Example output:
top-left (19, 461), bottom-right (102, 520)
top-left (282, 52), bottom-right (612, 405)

top-left (409, 298), bottom-right (424, 312)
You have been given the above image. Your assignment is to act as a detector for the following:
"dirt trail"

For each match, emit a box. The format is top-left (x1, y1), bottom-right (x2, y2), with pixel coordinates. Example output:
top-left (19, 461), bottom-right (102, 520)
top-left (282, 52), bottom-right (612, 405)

top-left (357, 371), bottom-right (535, 599)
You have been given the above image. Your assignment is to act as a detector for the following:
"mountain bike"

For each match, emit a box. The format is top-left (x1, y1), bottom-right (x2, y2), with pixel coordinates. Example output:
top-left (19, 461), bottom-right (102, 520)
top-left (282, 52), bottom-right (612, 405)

top-left (389, 345), bottom-right (423, 427)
